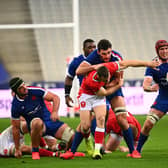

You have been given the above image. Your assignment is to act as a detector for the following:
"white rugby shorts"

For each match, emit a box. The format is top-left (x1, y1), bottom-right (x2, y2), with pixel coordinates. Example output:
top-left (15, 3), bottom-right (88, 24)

top-left (79, 93), bottom-right (106, 111)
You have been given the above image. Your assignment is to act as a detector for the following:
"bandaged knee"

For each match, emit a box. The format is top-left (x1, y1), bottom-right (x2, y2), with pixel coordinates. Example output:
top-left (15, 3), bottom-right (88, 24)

top-left (147, 111), bottom-right (160, 124)
top-left (114, 107), bottom-right (127, 116)
top-left (62, 126), bottom-right (74, 142)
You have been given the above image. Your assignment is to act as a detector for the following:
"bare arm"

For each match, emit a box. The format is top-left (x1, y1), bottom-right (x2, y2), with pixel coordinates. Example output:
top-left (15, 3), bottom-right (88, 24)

top-left (96, 79), bottom-right (123, 96)
top-left (11, 119), bottom-right (22, 158)
top-left (143, 77), bottom-right (159, 92)
top-left (119, 60), bottom-right (160, 70)
top-left (44, 91), bottom-right (60, 121)
top-left (76, 61), bottom-right (96, 75)
top-left (64, 76), bottom-right (74, 107)
top-left (65, 75), bottom-right (73, 86)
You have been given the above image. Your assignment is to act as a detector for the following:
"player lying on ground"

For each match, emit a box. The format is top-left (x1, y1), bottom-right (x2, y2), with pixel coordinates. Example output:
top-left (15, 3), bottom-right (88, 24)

top-left (0, 124), bottom-right (63, 157)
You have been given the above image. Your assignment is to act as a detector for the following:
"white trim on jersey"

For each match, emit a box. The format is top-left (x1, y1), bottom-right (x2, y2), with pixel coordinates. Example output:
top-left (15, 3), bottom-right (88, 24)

top-left (144, 75), bottom-right (153, 79)
top-left (11, 117), bottom-right (20, 120)
top-left (112, 52), bottom-right (123, 61)
top-left (83, 60), bottom-right (91, 65)
top-left (67, 72), bottom-right (74, 79)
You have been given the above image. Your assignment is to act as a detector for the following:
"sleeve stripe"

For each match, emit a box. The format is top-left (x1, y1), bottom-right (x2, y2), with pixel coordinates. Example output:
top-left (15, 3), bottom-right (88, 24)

top-left (115, 61), bottom-right (120, 71)
top-left (11, 117), bottom-right (20, 120)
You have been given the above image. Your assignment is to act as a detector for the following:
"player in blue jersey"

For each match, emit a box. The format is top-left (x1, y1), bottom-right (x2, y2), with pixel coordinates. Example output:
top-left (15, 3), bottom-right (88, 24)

top-left (62, 39), bottom-right (96, 158)
top-left (65, 38), bottom-right (96, 106)
top-left (9, 77), bottom-right (74, 160)
top-left (135, 40), bottom-right (168, 158)
top-left (76, 39), bottom-right (155, 158)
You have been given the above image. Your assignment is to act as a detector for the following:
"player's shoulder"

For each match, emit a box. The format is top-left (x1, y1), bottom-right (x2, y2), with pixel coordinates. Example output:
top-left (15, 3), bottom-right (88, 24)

top-left (27, 86), bottom-right (46, 93)
top-left (69, 54), bottom-right (85, 65)
top-left (112, 50), bottom-right (123, 61)
top-left (72, 54), bottom-right (85, 62)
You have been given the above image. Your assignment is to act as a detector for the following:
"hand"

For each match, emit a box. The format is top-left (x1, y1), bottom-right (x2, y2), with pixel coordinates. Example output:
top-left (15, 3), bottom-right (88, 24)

top-left (14, 148), bottom-right (22, 158)
top-left (151, 84), bottom-right (159, 91)
top-left (105, 79), bottom-right (118, 88)
top-left (118, 78), bottom-right (124, 87)
top-left (50, 112), bottom-right (60, 121)
top-left (65, 95), bottom-right (74, 107)
top-left (118, 146), bottom-right (129, 152)
top-left (148, 59), bottom-right (161, 68)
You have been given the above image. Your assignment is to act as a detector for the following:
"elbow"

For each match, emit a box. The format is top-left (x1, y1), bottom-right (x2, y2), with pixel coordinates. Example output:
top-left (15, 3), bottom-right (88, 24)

top-left (76, 68), bottom-right (80, 75)
top-left (55, 95), bottom-right (60, 103)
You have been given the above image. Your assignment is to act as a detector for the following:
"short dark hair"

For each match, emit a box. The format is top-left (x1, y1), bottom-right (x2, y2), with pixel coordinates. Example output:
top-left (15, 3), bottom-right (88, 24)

top-left (97, 39), bottom-right (112, 51)
top-left (97, 66), bottom-right (109, 79)
top-left (83, 39), bottom-right (95, 48)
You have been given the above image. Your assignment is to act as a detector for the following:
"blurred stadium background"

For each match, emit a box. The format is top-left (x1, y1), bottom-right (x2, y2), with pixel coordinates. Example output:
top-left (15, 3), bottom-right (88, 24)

top-left (0, 0), bottom-right (167, 116)
top-left (1, 0), bottom-right (168, 86)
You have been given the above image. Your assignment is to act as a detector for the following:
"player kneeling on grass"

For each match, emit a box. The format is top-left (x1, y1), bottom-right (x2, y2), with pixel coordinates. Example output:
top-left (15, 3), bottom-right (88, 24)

top-left (9, 77), bottom-right (75, 160)
top-left (104, 109), bottom-right (141, 155)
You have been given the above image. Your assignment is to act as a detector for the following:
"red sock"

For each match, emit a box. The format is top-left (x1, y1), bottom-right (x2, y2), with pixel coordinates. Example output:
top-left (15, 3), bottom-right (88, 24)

top-left (39, 137), bottom-right (47, 147)
top-left (94, 129), bottom-right (104, 144)
top-left (39, 148), bottom-right (53, 157)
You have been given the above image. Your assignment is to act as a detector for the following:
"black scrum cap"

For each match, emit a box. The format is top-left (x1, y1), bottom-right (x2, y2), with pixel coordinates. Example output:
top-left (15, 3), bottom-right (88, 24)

top-left (9, 77), bottom-right (24, 93)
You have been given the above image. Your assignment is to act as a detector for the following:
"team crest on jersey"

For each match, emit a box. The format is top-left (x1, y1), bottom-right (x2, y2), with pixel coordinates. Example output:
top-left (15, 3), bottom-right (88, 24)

top-left (32, 96), bottom-right (36, 100)
top-left (80, 101), bottom-right (86, 108)
top-left (3, 149), bottom-right (8, 155)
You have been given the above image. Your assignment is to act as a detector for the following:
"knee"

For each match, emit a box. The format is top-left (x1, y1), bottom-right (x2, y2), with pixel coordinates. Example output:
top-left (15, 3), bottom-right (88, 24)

top-left (81, 121), bottom-right (90, 131)
top-left (96, 115), bottom-right (105, 127)
top-left (31, 118), bottom-right (43, 131)
top-left (116, 114), bottom-right (128, 129)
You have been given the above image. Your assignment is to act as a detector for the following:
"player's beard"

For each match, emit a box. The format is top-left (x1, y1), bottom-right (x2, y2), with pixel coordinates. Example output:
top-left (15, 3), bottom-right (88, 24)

top-left (17, 92), bottom-right (28, 99)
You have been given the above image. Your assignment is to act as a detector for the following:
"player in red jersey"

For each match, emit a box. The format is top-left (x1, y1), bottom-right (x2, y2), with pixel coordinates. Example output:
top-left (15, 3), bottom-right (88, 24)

top-left (76, 39), bottom-right (160, 158)
top-left (76, 59), bottom-right (159, 159)
top-left (105, 109), bottom-right (141, 153)
top-left (60, 59), bottom-right (159, 160)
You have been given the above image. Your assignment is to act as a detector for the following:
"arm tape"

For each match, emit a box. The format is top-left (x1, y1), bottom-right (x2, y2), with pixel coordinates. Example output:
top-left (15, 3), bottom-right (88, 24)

top-left (64, 85), bottom-right (72, 96)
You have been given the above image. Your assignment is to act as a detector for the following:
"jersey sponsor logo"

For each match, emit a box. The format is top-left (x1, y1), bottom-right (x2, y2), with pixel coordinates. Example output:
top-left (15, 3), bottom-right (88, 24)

top-left (80, 101), bottom-right (86, 108)
top-left (27, 104), bottom-right (42, 115)
top-left (160, 77), bottom-right (168, 86)
top-left (153, 67), bottom-right (160, 71)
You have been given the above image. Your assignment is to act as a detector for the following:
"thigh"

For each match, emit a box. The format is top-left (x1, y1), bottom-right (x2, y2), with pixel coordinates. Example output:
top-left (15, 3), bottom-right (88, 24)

top-left (44, 120), bottom-right (64, 137)
top-left (93, 105), bottom-right (106, 119)
top-left (110, 96), bottom-right (126, 109)
top-left (80, 110), bottom-right (91, 127)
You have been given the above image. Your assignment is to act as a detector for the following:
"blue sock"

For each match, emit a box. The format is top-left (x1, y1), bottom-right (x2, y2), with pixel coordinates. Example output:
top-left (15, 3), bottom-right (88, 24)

top-left (91, 118), bottom-right (97, 136)
top-left (71, 131), bottom-right (84, 153)
top-left (136, 133), bottom-right (148, 153)
top-left (122, 127), bottom-right (134, 153)
top-left (32, 147), bottom-right (39, 152)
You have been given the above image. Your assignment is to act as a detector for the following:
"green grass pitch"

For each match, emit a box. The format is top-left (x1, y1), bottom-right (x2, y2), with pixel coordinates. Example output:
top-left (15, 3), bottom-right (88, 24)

top-left (0, 115), bottom-right (168, 168)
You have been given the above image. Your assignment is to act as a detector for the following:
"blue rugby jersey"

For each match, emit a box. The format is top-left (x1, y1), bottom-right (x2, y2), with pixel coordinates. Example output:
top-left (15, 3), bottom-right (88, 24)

top-left (11, 87), bottom-right (51, 124)
top-left (67, 54), bottom-right (86, 85)
top-left (84, 49), bottom-right (124, 100)
top-left (85, 49), bottom-right (123, 65)
top-left (145, 62), bottom-right (168, 100)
